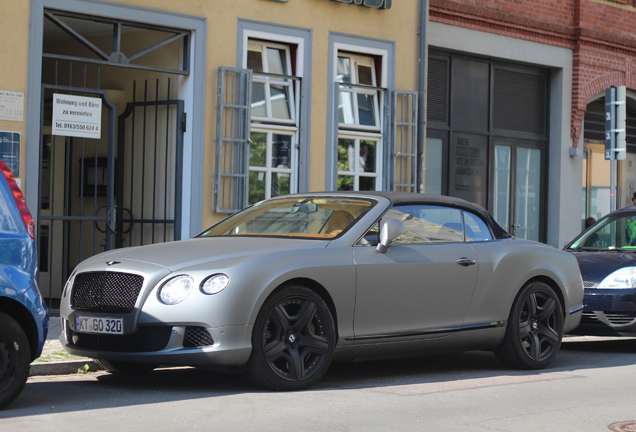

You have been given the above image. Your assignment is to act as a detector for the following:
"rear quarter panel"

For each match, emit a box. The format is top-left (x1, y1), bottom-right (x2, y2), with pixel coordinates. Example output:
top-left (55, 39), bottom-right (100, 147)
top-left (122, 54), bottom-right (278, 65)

top-left (463, 239), bottom-right (583, 333)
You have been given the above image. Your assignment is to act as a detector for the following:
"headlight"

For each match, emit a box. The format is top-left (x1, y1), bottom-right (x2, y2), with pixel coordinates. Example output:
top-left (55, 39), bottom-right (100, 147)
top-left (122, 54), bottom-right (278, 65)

top-left (201, 273), bottom-right (230, 295)
top-left (158, 275), bottom-right (194, 305)
top-left (598, 267), bottom-right (636, 289)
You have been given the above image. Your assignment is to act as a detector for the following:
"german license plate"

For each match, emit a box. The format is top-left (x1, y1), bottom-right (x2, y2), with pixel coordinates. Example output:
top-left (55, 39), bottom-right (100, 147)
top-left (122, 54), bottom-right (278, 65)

top-left (75, 316), bottom-right (124, 334)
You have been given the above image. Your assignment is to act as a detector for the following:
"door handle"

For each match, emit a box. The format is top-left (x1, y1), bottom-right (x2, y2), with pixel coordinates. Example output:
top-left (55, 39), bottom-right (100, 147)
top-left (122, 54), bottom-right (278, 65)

top-left (456, 257), bottom-right (476, 267)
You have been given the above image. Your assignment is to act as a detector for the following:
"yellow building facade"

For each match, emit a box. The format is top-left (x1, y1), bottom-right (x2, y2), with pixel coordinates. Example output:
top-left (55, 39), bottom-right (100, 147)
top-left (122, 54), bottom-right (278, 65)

top-left (1, 0), bottom-right (422, 300)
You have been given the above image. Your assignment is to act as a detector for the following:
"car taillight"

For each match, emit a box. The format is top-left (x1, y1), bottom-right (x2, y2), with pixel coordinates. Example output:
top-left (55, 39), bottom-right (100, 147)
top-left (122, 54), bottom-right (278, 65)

top-left (0, 160), bottom-right (36, 239)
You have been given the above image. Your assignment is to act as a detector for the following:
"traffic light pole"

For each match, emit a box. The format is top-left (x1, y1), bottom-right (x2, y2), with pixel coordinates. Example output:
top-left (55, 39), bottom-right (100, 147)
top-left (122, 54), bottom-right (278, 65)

top-left (605, 86), bottom-right (626, 212)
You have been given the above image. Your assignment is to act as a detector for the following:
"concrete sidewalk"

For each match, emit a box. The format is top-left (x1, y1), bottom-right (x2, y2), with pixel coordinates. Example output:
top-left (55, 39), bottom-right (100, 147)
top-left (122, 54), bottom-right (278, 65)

top-left (29, 313), bottom-right (100, 377)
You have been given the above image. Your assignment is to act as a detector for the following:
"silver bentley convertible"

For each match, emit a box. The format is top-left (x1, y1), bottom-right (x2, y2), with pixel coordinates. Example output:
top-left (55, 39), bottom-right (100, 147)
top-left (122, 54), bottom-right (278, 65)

top-left (60, 192), bottom-right (584, 390)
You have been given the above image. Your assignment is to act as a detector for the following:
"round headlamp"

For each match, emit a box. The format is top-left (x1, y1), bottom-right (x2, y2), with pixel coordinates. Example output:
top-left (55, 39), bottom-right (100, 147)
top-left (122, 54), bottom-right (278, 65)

top-left (158, 275), bottom-right (194, 305)
top-left (201, 273), bottom-right (230, 295)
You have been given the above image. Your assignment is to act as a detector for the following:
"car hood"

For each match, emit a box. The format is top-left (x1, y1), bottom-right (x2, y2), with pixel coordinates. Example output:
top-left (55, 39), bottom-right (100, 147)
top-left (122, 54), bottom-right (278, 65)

top-left (572, 251), bottom-right (636, 283)
top-left (79, 237), bottom-right (329, 272)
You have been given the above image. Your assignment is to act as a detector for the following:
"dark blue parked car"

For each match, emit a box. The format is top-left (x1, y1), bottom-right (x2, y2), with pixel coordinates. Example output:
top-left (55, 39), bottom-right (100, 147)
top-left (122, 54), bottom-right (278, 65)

top-left (565, 207), bottom-right (636, 337)
top-left (0, 160), bottom-right (48, 409)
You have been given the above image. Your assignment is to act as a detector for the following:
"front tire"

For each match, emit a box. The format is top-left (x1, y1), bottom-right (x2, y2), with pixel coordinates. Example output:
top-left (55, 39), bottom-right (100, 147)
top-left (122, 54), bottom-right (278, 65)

top-left (244, 285), bottom-right (336, 391)
top-left (495, 281), bottom-right (564, 369)
top-left (0, 312), bottom-right (31, 409)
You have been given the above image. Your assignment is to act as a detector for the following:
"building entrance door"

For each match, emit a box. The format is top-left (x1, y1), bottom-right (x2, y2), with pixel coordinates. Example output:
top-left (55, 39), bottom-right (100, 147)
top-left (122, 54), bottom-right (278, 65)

top-left (37, 9), bottom-right (191, 304)
top-left (493, 140), bottom-right (544, 241)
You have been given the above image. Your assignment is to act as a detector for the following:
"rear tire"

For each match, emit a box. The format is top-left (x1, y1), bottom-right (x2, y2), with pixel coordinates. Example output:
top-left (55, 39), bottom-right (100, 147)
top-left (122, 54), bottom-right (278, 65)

top-left (93, 359), bottom-right (157, 374)
top-left (495, 281), bottom-right (564, 369)
top-left (244, 285), bottom-right (336, 391)
top-left (0, 312), bottom-right (31, 409)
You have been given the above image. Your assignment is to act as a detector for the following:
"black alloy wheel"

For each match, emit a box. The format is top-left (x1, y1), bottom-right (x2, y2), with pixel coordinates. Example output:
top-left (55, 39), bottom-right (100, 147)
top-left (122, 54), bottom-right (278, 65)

top-left (245, 285), bottom-right (336, 391)
top-left (496, 281), bottom-right (564, 369)
top-left (0, 312), bottom-right (31, 409)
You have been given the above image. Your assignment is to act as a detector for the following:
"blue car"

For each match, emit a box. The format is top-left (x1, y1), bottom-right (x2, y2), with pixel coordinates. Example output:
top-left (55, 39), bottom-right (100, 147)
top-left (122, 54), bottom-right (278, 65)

top-left (565, 207), bottom-right (636, 337)
top-left (0, 160), bottom-right (48, 409)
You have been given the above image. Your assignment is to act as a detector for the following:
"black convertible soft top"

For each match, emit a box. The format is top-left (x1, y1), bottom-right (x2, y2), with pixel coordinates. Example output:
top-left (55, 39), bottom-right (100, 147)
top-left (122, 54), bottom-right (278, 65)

top-left (332, 191), bottom-right (512, 240)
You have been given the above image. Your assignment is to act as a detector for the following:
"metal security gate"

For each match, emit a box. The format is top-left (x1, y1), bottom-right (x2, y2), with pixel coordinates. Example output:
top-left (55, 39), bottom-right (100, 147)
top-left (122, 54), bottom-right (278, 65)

top-left (39, 83), bottom-right (118, 303)
top-left (116, 80), bottom-right (185, 248)
top-left (37, 10), bottom-right (193, 306)
top-left (38, 78), bottom-right (184, 302)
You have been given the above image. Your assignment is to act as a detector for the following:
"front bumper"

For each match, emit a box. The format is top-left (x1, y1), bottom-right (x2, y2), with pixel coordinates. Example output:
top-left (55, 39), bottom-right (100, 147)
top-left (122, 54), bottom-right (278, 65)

top-left (568, 288), bottom-right (636, 337)
top-left (60, 318), bottom-right (253, 367)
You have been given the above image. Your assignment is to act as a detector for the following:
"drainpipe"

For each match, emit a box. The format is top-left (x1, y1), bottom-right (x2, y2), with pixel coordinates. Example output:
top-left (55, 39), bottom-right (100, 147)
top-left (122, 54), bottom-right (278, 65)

top-left (417, 0), bottom-right (429, 193)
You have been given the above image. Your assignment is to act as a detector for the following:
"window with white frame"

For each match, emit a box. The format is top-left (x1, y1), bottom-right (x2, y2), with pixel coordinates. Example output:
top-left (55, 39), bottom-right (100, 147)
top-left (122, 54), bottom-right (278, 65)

top-left (337, 53), bottom-right (380, 128)
top-left (336, 52), bottom-right (382, 191)
top-left (246, 40), bottom-right (299, 203)
top-left (249, 129), bottom-right (294, 203)
top-left (248, 41), bottom-right (296, 123)
top-left (337, 135), bottom-right (381, 191)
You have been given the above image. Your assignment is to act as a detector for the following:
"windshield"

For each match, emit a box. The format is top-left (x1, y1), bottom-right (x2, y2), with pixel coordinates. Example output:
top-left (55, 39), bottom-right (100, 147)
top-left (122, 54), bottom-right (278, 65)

top-left (568, 213), bottom-right (636, 251)
top-left (199, 196), bottom-right (375, 239)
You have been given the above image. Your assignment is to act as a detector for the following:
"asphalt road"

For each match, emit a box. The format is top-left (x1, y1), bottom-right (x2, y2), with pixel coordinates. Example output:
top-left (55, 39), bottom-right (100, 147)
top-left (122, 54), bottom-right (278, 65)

top-left (3, 337), bottom-right (636, 432)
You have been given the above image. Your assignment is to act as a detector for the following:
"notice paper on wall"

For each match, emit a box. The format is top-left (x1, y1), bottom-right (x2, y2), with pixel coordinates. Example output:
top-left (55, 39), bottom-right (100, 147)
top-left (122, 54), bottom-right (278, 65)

top-left (0, 90), bottom-right (24, 122)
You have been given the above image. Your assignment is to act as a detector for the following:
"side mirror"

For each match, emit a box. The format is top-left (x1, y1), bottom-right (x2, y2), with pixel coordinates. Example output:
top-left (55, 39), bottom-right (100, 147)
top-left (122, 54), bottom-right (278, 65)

top-left (377, 219), bottom-right (404, 254)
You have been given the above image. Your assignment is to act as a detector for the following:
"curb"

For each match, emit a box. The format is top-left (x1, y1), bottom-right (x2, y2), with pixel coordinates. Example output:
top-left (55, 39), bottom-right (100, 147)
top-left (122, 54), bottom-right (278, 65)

top-left (29, 359), bottom-right (101, 377)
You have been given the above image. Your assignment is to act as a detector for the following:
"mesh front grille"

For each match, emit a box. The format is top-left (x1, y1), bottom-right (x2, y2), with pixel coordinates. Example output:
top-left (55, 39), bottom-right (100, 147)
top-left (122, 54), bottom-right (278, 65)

top-left (67, 321), bottom-right (172, 352)
top-left (583, 281), bottom-right (597, 288)
top-left (72, 272), bottom-right (144, 313)
top-left (184, 327), bottom-right (214, 348)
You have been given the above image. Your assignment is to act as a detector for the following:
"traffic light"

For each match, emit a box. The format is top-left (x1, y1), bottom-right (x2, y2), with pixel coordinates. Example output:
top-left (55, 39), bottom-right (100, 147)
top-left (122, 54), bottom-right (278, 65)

top-left (605, 85), bottom-right (627, 160)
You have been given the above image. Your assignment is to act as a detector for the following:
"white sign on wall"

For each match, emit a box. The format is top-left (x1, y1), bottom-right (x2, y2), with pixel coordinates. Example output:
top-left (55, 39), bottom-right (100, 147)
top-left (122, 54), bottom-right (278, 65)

top-left (0, 90), bottom-right (24, 121)
top-left (52, 93), bottom-right (102, 139)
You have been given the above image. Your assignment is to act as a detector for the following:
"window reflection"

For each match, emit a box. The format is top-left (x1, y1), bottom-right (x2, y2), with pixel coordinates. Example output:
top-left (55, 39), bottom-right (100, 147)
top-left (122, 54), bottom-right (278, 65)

top-left (337, 137), bottom-right (379, 191)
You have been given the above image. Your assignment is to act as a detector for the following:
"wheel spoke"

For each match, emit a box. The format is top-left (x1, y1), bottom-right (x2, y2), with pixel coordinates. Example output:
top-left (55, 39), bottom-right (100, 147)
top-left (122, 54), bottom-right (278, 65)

top-left (288, 347), bottom-right (305, 380)
top-left (264, 338), bottom-right (287, 361)
top-left (538, 325), bottom-right (560, 346)
top-left (272, 304), bottom-right (292, 333)
top-left (299, 334), bottom-right (329, 354)
top-left (536, 297), bottom-right (556, 323)
top-left (525, 293), bottom-right (538, 319)
top-left (292, 301), bottom-right (317, 333)
top-left (527, 333), bottom-right (541, 360)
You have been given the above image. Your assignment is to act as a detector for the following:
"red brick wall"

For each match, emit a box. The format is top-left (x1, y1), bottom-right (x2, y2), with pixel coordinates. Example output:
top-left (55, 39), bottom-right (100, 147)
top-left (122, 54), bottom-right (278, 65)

top-left (429, 0), bottom-right (636, 146)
